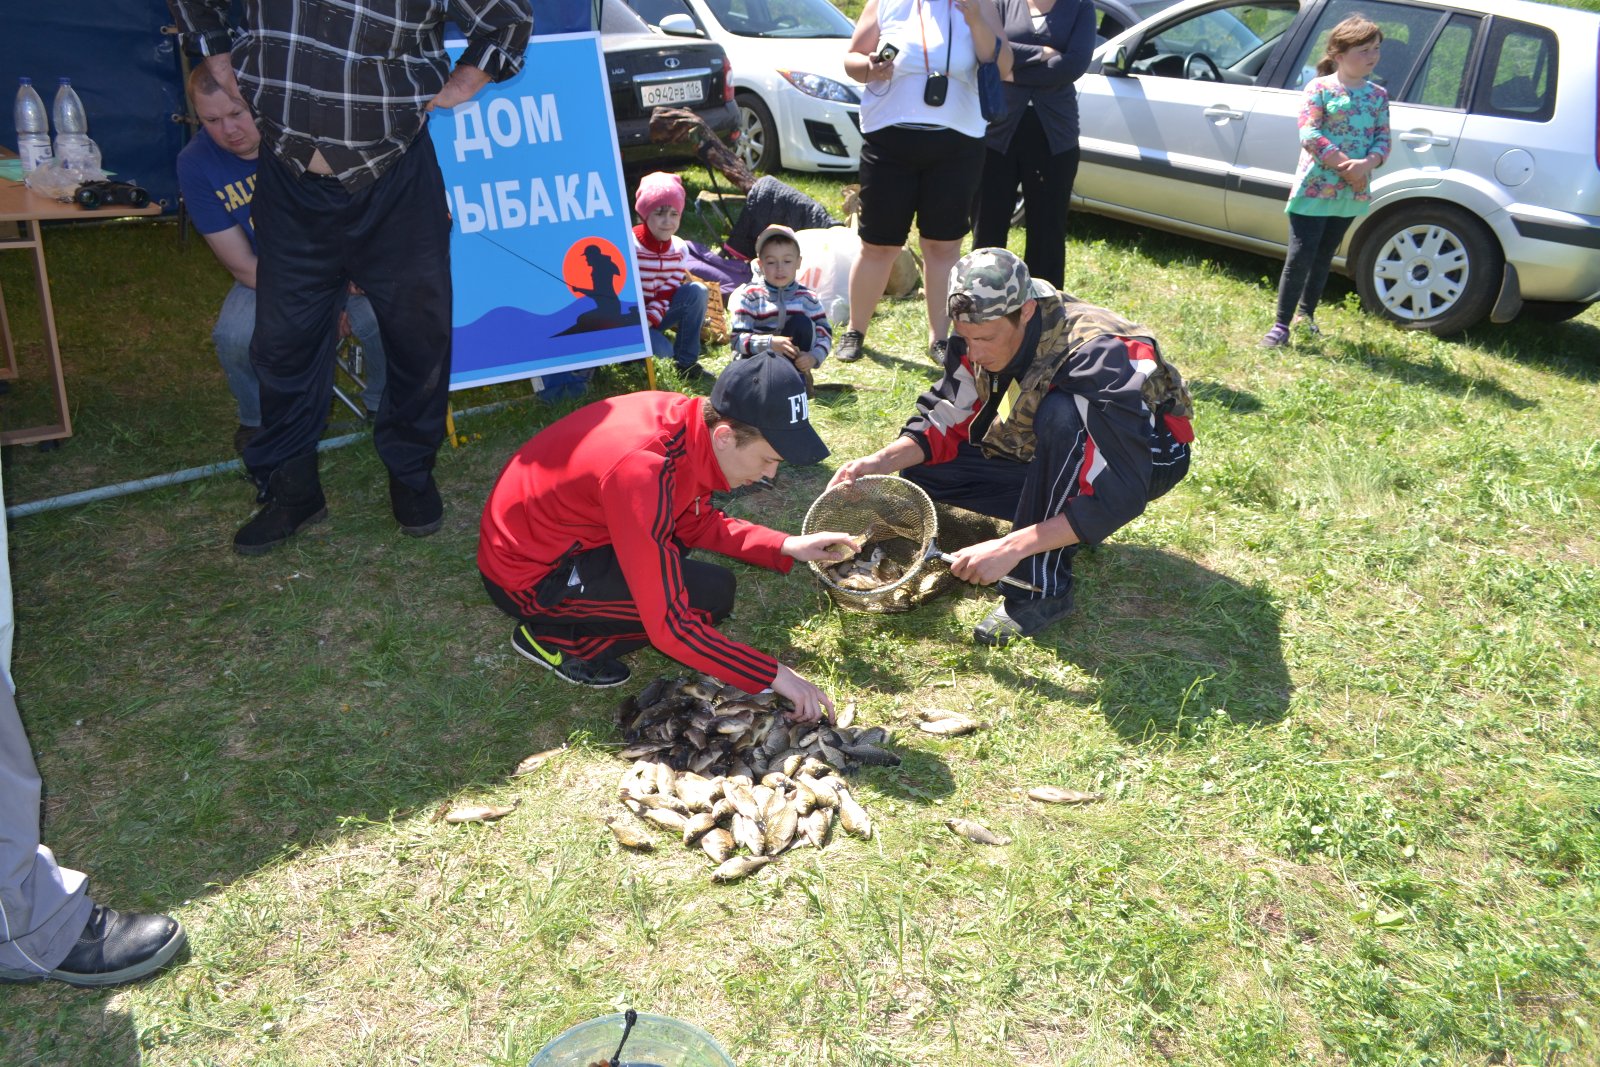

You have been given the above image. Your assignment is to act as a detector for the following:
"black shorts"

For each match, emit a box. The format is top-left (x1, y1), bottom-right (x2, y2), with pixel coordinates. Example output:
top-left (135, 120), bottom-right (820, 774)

top-left (857, 124), bottom-right (985, 247)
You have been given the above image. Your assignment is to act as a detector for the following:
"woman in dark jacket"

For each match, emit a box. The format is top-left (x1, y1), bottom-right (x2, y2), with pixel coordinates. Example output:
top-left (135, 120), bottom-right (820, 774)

top-left (972, 0), bottom-right (1096, 288)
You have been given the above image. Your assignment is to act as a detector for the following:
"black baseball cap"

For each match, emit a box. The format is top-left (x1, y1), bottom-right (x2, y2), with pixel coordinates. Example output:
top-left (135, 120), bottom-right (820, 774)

top-left (709, 353), bottom-right (829, 466)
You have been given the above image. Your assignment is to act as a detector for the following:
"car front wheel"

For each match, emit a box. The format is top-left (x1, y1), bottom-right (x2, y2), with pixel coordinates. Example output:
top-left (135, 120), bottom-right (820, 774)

top-left (1353, 205), bottom-right (1501, 336)
top-left (735, 93), bottom-right (780, 174)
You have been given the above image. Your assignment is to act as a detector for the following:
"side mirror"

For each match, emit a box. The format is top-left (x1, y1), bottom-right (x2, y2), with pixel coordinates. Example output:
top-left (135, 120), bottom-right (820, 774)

top-left (658, 12), bottom-right (702, 35)
top-left (1106, 44), bottom-right (1132, 76)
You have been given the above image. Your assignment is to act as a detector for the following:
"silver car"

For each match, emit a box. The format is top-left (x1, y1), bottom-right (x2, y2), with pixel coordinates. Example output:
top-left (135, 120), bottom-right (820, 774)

top-left (1074, 0), bottom-right (1600, 333)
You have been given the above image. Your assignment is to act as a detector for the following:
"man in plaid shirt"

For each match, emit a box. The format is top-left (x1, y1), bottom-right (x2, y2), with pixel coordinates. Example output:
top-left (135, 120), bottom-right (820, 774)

top-left (168, 0), bottom-right (533, 554)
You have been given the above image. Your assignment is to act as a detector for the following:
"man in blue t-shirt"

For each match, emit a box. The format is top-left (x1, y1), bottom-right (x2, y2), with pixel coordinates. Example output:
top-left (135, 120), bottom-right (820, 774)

top-left (176, 66), bottom-right (388, 454)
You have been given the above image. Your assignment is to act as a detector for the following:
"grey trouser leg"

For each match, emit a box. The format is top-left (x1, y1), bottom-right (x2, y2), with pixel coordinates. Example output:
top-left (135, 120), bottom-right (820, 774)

top-left (0, 683), bottom-right (93, 976)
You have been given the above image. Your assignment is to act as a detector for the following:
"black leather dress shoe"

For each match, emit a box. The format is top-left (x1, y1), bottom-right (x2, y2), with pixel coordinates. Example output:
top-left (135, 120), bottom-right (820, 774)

top-left (48, 905), bottom-right (186, 988)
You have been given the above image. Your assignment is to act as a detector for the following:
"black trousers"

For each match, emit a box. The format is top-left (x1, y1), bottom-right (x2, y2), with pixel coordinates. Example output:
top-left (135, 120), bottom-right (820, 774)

top-left (973, 107), bottom-right (1080, 289)
top-left (245, 128), bottom-right (452, 491)
top-left (481, 545), bottom-right (736, 664)
top-left (1273, 212), bottom-right (1354, 325)
top-left (903, 390), bottom-right (1189, 599)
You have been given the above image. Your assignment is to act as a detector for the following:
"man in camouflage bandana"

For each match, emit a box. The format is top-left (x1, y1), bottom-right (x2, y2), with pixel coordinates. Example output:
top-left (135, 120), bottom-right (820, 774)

top-left (827, 248), bottom-right (1194, 646)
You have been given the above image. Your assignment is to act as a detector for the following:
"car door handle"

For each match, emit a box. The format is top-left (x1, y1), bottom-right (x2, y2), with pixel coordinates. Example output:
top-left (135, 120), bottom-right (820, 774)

top-left (1399, 131), bottom-right (1452, 146)
top-left (1203, 106), bottom-right (1245, 121)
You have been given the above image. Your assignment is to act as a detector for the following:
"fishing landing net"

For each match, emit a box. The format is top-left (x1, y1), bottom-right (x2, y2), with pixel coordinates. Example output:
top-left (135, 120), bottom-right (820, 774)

top-left (801, 475), bottom-right (954, 614)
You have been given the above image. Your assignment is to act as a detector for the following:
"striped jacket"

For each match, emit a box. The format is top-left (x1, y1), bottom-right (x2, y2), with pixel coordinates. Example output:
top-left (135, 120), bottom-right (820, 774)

top-left (632, 225), bottom-right (691, 328)
top-left (478, 392), bottom-right (792, 692)
top-left (728, 279), bottom-right (833, 364)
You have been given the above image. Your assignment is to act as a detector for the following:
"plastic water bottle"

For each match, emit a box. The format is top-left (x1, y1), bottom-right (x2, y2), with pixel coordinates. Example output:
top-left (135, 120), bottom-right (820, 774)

top-left (51, 77), bottom-right (93, 170)
top-left (13, 77), bottom-right (52, 172)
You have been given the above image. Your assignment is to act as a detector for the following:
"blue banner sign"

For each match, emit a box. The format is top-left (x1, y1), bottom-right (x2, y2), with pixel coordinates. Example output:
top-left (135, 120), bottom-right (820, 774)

top-left (433, 34), bottom-right (648, 390)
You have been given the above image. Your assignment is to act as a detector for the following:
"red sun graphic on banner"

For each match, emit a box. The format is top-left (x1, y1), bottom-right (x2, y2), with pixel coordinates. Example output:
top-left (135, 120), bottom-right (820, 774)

top-left (561, 237), bottom-right (628, 301)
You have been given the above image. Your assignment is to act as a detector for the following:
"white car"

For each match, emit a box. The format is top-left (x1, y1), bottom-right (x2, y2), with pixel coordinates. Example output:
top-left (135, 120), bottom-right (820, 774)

top-left (624, 0), bottom-right (864, 173)
top-left (1075, 0), bottom-right (1600, 333)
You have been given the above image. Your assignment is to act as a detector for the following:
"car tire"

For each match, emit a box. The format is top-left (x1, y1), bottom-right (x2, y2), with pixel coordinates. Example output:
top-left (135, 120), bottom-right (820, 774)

top-left (1352, 204), bottom-right (1501, 336)
top-left (735, 93), bottom-right (780, 174)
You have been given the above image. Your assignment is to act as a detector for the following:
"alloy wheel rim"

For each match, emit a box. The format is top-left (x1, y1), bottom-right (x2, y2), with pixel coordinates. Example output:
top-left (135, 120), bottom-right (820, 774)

top-left (736, 105), bottom-right (766, 170)
top-left (1371, 224), bottom-right (1470, 322)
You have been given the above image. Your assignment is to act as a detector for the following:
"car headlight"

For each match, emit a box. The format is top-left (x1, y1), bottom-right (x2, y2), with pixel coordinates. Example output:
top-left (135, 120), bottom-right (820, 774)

top-left (778, 70), bottom-right (860, 104)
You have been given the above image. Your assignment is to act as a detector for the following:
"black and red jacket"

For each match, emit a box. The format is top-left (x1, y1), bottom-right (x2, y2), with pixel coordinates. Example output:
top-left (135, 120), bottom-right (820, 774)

top-left (479, 391), bottom-right (791, 691)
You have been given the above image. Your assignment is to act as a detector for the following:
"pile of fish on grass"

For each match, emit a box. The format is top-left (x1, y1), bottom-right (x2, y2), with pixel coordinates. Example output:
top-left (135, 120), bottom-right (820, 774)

top-left (608, 675), bottom-right (899, 882)
top-left (436, 694), bottom-right (1109, 865)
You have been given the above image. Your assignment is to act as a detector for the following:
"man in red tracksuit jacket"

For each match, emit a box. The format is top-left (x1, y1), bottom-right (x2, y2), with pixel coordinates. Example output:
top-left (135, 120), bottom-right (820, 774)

top-left (479, 353), bottom-right (851, 722)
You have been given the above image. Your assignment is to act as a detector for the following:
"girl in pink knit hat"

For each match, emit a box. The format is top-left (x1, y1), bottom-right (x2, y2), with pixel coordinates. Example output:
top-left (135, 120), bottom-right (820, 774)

top-left (631, 172), bottom-right (708, 381)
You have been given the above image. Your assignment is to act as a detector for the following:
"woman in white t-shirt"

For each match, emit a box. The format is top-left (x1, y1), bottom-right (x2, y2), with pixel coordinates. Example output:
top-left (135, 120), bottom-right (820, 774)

top-left (836, 0), bottom-right (1010, 366)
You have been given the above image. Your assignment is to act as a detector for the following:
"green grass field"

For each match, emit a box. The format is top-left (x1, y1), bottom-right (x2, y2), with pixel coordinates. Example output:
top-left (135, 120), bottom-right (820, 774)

top-left (2, 31), bottom-right (1599, 1065)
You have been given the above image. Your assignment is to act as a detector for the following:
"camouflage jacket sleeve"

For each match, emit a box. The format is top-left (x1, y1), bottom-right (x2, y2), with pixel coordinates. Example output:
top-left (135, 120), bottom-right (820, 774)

top-left (898, 346), bottom-right (980, 464)
top-left (1051, 335), bottom-right (1163, 546)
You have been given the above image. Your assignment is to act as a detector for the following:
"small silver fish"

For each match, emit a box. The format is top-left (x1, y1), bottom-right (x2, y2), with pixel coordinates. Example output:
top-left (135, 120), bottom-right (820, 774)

top-left (511, 745), bottom-right (565, 777)
top-left (836, 788), bottom-right (873, 839)
top-left (726, 782), bottom-right (762, 823)
top-left (680, 677), bottom-right (722, 702)
top-left (946, 818), bottom-right (1010, 845)
top-left (918, 715), bottom-right (985, 736)
top-left (681, 810), bottom-right (719, 846)
top-left (798, 773), bottom-right (840, 809)
top-left (700, 827), bottom-right (736, 864)
top-left (732, 812), bottom-right (766, 856)
top-left (438, 800), bottom-right (519, 824)
top-left (791, 778), bottom-right (818, 816)
top-left (710, 855), bottom-right (772, 883)
top-left (674, 774), bottom-right (720, 812)
top-left (761, 786), bottom-right (789, 826)
top-left (639, 807), bottom-right (688, 832)
top-left (607, 818), bottom-right (655, 850)
top-left (801, 807), bottom-right (832, 849)
top-left (713, 712), bottom-right (754, 737)
top-left (636, 792), bottom-right (689, 816)
top-left (841, 742), bottom-right (901, 767)
top-left (1028, 787), bottom-right (1104, 805)
top-left (633, 676), bottom-right (670, 709)
top-left (763, 803), bottom-right (799, 855)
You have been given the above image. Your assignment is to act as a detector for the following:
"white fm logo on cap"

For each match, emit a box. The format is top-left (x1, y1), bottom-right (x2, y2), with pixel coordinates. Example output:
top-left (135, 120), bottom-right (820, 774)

top-left (788, 393), bottom-right (809, 423)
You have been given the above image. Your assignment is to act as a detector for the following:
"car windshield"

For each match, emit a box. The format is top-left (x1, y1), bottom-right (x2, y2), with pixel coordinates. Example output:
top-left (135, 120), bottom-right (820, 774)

top-left (603, 0), bottom-right (654, 34)
top-left (1128, 0), bottom-right (1185, 20)
top-left (1148, 10), bottom-right (1263, 66)
top-left (699, 0), bottom-right (854, 38)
